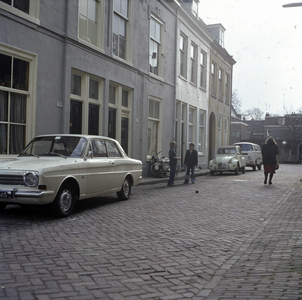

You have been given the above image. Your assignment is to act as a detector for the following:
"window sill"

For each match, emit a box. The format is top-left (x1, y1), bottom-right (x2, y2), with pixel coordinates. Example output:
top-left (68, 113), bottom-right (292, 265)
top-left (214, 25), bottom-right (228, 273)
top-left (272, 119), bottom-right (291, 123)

top-left (199, 86), bottom-right (207, 92)
top-left (78, 39), bottom-right (105, 54)
top-left (149, 72), bottom-right (164, 82)
top-left (112, 54), bottom-right (133, 67)
top-left (190, 82), bottom-right (198, 88)
top-left (211, 94), bottom-right (217, 99)
top-left (0, 3), bottom-right (40, 25)
top-left (179, 75), bottom-right (187, 82)
top-left (218, 98), bottom-right (224, 103)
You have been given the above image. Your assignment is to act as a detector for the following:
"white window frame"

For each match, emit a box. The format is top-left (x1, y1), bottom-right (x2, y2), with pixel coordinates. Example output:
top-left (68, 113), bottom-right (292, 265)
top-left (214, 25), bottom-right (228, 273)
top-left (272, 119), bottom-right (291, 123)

top-left (190, 43), bottom-right (197, 84)
top-left (200, 50), bottom-right (206, 89)
top-left (218, 68), bottom-right (223, 101)
top-left (112, 0), bottom-right (133, 62)
top-left (70, 70), bottom-right (103, 135)
top-left (211, 62), bottom-right (217, 97)
top-left (108, 81), bottom-right (132, 154)
top-left (188, 106), bottom-right (196, 146)
top-left (192, 0), bottom-right (198, 17)
top-left (179, 33), bottom-right (187, 79)
top-left (78, 0), bottom-right (105, 50)
top-left (225, 73), bottom-right (230, 105)
top-left (217, 115), bottom-right (222, 147)
top-left (0, 43), bottom-right (37, 157)
top-left (149, 15), bottom-right (164, 78)
top-left (147, 97), bottom-right (162, 156)
top-left (0, 0), bottom-right (40, 24)
top-left (198, 110), bottom-right (205, 154)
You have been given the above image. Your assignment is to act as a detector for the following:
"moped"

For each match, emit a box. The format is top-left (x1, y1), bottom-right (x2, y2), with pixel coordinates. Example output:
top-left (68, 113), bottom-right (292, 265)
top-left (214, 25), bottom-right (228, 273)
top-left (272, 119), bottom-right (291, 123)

top-left (149, 151), bottom-right (170, 177)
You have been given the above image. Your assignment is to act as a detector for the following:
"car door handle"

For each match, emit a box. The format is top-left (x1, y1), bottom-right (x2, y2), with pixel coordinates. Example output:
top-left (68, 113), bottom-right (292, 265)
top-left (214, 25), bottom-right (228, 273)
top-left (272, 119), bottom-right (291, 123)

top-left (109, 161), bottom-right (114, 165)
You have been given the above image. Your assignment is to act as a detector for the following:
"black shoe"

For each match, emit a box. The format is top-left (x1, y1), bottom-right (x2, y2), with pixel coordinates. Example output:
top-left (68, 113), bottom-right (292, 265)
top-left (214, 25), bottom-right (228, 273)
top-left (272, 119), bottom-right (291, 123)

top-left (184, 180), bottom-right (188, 184)
top-left (269, 181), bottom-right (272, 185)
top-left (192, 182), bottom-right (195, 184)
top-left (264, 180), bottom-right (267, 184)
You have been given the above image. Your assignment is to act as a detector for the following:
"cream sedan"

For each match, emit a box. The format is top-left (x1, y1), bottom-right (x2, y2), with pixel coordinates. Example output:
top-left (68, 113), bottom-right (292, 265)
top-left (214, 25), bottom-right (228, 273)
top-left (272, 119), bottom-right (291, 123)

top-left (0, 135), bottom-right (142, 217)
top-left (209, 146), bottom-right (246, 175)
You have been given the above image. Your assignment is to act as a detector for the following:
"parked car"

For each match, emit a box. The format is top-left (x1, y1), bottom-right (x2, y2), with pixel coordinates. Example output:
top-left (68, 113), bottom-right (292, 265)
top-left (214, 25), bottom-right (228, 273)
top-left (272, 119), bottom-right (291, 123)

top-left (209, 145), bottom-right (246, 175)
top-left (233, 142), bottom-right (262, 171)
top-left (0, 135), bottom-right (142, 217)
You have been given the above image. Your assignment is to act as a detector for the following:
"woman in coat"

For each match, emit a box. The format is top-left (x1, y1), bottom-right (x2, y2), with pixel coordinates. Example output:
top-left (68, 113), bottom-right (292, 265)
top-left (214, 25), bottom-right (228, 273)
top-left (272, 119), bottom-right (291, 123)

top-left (261, 136), bottom-right (278, 185)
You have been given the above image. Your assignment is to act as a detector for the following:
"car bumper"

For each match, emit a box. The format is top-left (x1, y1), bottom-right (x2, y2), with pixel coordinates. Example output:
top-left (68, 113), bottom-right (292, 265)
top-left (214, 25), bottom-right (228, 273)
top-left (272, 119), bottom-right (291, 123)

top-left (0, 188), bottom-right (54, 205)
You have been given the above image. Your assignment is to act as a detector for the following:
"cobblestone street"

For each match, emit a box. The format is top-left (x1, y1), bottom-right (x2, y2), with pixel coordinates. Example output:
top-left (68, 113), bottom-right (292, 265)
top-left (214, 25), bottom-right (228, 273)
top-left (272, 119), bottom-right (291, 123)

top-left (0, 164), bottom-right (301, 300)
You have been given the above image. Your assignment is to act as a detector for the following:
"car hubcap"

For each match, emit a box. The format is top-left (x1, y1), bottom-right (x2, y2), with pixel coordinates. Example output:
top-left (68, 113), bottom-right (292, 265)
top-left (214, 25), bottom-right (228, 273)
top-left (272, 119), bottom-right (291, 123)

top-left (123, 180), bottom-right (129, 196)
top-left (60, 189), bottom-right (72, 212)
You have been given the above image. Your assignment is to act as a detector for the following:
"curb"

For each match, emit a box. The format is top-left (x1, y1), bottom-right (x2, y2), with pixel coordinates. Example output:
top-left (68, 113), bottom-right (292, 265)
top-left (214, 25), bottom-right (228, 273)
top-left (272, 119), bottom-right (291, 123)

top-left (138, 170), bottom-right (210, 186)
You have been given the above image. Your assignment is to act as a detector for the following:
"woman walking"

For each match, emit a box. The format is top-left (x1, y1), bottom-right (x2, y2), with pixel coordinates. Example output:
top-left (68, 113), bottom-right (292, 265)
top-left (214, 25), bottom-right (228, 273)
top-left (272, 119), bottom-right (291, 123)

top-left (261, 136), bottom-right (279, 185)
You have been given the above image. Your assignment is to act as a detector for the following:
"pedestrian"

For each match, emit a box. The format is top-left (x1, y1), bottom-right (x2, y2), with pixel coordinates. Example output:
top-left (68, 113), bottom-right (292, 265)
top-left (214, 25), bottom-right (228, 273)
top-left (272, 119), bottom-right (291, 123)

top-left (184, 143), bottom-right (198, 184)
top-left (167, 141), bottom-right (180, 186)
top-left (261, 136), bottom-right (279, 185)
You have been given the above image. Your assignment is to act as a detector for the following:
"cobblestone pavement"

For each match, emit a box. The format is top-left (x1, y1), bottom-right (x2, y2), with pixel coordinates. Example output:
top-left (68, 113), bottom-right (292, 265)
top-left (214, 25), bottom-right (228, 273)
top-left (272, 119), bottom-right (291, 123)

top-left (0, 164), bottom-right (301, 300)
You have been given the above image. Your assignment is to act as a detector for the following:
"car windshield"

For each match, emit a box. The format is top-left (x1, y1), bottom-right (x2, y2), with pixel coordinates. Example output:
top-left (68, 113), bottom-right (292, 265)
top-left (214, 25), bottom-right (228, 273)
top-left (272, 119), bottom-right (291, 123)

top-left (19, 136), bottom-right (88, 158)
top-left (217, 148), bottom-right (236, 155)
top-left (240, 144), bottom-right (253, 151)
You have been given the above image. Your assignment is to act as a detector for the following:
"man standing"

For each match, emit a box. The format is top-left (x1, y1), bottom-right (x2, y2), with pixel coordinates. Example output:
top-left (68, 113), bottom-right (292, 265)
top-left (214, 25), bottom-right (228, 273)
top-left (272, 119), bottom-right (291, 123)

top-left (167, 141), bottom-right (180, 186)
top-left (184, 143), bottom-right (198, 184)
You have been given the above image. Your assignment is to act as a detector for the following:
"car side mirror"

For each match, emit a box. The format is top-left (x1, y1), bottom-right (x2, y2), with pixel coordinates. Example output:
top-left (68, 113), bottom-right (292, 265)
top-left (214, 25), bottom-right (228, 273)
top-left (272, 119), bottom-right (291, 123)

top-left (84, 151), bottom-right (93, 161)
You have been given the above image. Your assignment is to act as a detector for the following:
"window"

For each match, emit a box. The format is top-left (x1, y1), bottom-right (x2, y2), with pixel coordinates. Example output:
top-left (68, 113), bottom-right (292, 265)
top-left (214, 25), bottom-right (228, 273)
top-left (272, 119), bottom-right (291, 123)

top-left (225, 73), bottom-right (230, 104)
top-left (217, 115), bottom-right (222, 147)
top-left (108, 83), bottom-right (132, 154)
top-left (0, 0), bottom-right (39, 23)
top-left (0, 51), bottom-right (34, 155)
top-left (70, 71), bottom-right (103, 135)
top-left (150, 16), bottom-right (162, 76)
top-left (220, 30), bottom-right (224, 48)
top-left (79, 0), bottom-right (103, 47)
top-left (113, 0), bottom-right (129, 59)
top-left (211, 62), bottom-right (217, 97)
top-left (189, 107), bottom-right (195, 145)
top-left (190, 43), bottom-right (197, 84)
top-left (200, 51), bottom-right (206, 88)
top-left (219, 69), bottom-right (223, 101)
top-left (180, 34), bottom-right (187, 78)
top-left (224, 118), bottom-right (228, 145)
top-left (148, 98), bottom-right (161, 156)
top-left (232, 130), bottom-right (240, 138)
top-left (198, 110), bottom-right (205, 153)
top-left (192, 0), bottom-right (198, 17)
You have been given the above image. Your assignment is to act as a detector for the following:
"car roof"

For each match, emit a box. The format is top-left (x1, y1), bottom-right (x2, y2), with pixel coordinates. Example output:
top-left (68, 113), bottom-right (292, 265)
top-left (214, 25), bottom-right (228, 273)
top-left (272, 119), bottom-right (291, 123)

top-left (233, 142), bottom-right (260, 147)
top-left (218, 146), bottom-right (239, 149)
top-left (34, 134), bottom-right (117, 142)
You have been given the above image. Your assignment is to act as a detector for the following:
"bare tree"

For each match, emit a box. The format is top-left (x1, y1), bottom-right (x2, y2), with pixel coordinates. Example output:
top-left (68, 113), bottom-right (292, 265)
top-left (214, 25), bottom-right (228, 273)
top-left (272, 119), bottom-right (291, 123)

top-left (246, 107), bottom-right (265, 120)
top-left (231, 90), bottom-right (241, 114)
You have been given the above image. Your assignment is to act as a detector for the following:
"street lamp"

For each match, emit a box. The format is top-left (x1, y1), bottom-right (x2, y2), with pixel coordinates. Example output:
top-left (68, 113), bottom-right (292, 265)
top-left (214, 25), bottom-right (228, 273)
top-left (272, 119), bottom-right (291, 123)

top-left (283, 2), bottom-right (302, 7)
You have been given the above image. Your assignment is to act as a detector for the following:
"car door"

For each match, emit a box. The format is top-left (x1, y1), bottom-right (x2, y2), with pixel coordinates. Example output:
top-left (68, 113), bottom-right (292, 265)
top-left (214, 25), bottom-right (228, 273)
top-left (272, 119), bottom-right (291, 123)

top-left (106, 140), bottom-right (126, 190)
top-left (85, 139), bottom-right (115, 196)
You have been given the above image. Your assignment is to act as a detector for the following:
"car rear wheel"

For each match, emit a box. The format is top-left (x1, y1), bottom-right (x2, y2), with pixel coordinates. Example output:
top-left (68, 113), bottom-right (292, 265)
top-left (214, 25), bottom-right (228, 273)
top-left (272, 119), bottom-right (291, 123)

top-left (0, 202), bottom-right (7, 211)
top-left (52, 184), bottom-right (76, 217)
top-left (257, 164), bottom-right (262, 170)
top-left (117, 177), bottom-right (131, 201)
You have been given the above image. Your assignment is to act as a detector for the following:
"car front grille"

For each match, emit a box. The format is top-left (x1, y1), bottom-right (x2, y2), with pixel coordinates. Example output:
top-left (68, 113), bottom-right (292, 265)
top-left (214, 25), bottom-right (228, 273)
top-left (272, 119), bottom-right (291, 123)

top-left (218, 163), bottom-right (226, 169)
top-left (0, 174), bottom-right (24, 185)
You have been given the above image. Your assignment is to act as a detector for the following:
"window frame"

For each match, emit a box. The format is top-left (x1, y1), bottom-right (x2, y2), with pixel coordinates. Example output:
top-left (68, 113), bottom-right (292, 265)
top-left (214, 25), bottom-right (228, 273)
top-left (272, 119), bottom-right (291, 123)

top-left (70, 70), bottom-right (103, 136)
top-left (179, 33), bottom-right (187, 79)
top-left (218, 68), bottom-right (223, 101)
top-left (200, 50), bottom-right (207, 89)
top-left (190, 43), bottom-right (197, 85)
top-left (78, 0), bottom-right (105, 50)
top-left (211, 62), bottom-right (217, 97)
top-left (0, 0), bottom-right (40, 24)
top-left (0, 44), bottom-right (37, 157)
top-left (198, 110), bottom-right (205, 154)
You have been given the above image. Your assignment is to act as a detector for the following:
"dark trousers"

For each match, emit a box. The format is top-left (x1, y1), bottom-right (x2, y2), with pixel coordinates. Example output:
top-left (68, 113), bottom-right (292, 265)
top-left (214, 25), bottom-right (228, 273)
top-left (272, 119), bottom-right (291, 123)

top-left (185, 165), bottom-right (195, 183)
top-left (168, 163), bottom-right (176, 185)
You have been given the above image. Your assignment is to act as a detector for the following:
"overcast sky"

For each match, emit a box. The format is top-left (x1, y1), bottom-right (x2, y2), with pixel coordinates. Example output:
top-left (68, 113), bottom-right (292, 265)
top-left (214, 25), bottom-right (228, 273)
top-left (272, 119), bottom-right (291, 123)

top-left (198, 0), bottom-right (302, 116)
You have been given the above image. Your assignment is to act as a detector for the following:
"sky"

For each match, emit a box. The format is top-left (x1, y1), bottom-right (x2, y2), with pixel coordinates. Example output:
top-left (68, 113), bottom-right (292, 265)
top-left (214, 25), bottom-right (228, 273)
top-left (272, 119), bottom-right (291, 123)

top-left (198, 0), bottom-right (302, 116)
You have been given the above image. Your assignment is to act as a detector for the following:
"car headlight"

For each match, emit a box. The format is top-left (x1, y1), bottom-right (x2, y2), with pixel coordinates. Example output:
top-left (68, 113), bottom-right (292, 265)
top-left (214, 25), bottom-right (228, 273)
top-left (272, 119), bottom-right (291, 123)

top-left (212, 159), bottom-right (216, 163)
top-left (23, 172), bottom-right (39, 187)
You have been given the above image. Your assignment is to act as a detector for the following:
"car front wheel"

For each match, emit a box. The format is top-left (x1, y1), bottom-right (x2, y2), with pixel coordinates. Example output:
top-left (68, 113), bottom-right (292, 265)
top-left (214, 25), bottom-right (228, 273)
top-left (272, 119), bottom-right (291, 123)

top-left (242, 166), bottom-right (245, 174)
top-left (52, 184), bottom-right (76, 217)
top-left (117, 177), bottom-right (131, 201)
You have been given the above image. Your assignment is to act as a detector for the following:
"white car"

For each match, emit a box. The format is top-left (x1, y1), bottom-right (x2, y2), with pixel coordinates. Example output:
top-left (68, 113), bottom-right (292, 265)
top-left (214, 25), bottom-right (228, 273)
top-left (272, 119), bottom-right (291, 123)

top-left (233, 142), bottom-right (262, 171)
top-left (209, 146), bottom-right (246, 175)
top-left (0, 135), bottom-right (142, 217)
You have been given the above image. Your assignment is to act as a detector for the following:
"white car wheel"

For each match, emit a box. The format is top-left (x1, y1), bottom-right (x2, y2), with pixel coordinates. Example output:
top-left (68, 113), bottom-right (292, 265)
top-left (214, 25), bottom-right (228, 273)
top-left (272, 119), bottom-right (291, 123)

top-left (52, 185), bottom-right (76, 217)
top-left (117, 177), bottom-right (131, 201)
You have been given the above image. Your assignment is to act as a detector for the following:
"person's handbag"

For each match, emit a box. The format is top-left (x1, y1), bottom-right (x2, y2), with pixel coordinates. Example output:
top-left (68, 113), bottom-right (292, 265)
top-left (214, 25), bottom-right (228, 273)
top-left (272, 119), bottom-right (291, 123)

top-left (275, 156), bottom-right (279, 170)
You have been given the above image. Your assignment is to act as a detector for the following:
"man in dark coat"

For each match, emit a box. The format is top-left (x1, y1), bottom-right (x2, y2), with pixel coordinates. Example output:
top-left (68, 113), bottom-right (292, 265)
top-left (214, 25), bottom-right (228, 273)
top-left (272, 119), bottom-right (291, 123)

top-left (167, 141), bottom-right (180, 186)
top-left (262, 136), bottom-right (278, 185)
top-left (184, 143), bottom-right (198, 184)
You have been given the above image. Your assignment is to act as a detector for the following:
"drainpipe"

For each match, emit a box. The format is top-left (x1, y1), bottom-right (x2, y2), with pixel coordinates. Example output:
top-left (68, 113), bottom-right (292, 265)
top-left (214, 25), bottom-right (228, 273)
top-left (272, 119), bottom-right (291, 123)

top-left (174, 6), bottom-right (180, 144)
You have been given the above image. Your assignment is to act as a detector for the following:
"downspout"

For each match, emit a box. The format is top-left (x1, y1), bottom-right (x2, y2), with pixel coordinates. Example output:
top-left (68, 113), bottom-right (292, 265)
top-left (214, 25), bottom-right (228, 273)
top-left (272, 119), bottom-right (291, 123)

top-left (174, 5), bottom-right (180, 143)
top-left (61, 0), bottom-right (69, 133)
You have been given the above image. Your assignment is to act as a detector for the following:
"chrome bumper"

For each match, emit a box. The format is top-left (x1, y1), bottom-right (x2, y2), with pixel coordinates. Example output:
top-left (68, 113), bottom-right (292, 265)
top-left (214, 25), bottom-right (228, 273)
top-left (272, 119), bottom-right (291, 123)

top-left (0, 188), bottom-right (45, 199)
